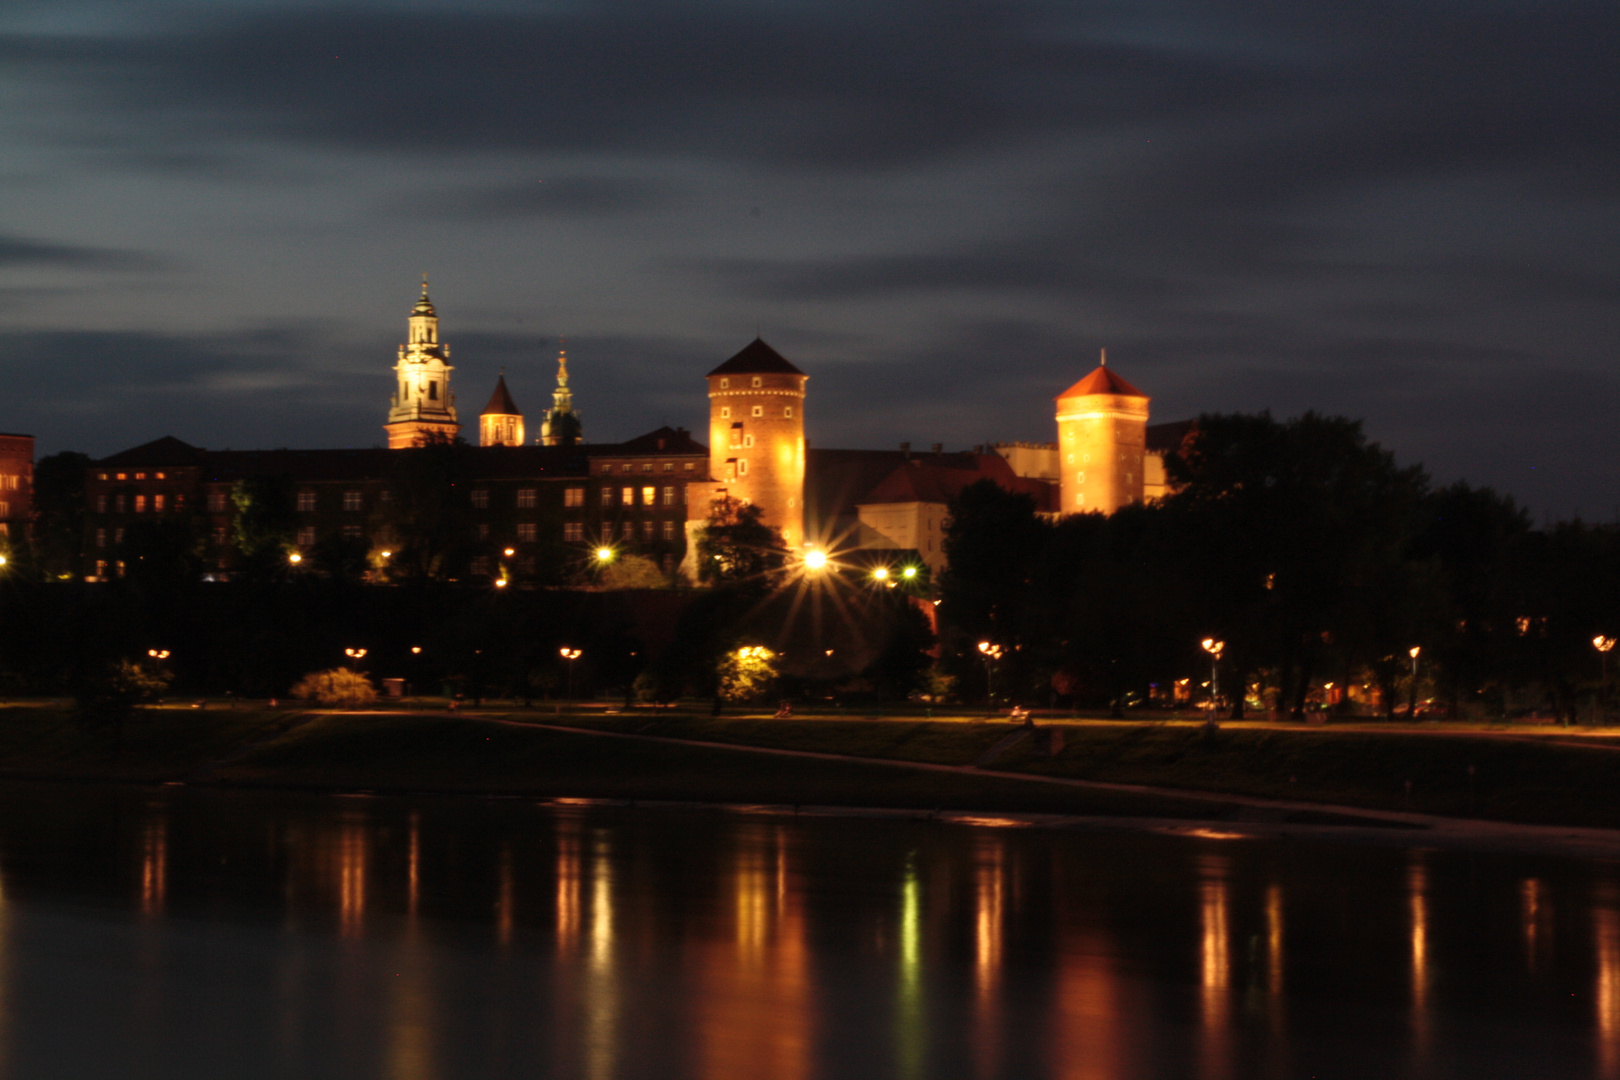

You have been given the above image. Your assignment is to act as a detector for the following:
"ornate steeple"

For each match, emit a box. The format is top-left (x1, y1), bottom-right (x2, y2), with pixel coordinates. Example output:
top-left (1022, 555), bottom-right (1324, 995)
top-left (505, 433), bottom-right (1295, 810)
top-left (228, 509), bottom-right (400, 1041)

top-left (384, 279), bottom-right (461, 449)
top-left (540, 347), bottom-right (582, 446)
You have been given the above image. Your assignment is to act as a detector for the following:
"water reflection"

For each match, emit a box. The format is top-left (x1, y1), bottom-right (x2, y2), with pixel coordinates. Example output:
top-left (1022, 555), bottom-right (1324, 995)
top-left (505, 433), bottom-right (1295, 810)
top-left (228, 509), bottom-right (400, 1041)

top-left (1198, 855), bottom-right (1231, 1080)
top-left (1597, 889), bottom-right (1620, 1079)
top-left (0, 789), bottom-right (1616, 1078)
top-left (698, 826), bottom-right (811, 1080)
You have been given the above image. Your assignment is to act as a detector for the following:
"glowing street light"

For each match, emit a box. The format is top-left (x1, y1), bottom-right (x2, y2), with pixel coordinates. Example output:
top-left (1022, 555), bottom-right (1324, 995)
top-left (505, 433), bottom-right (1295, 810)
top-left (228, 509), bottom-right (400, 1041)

top-left (146, 649), bottom-right (170, 661)
top-left (410, 646), bottom-right (422, 655)
top-left (1595, 636), bottom-right (1616, 725)
top-left (595, 547), bottom-right (614, 563)
top-left (503, 547), bottom-right (515, 557)
top-left (901, 565), bottom-right (918, 580)
top-left (288, 552), bottom-right (302, 564)
top-left (1408, 645), bottom-right (1421, 720)
top-left (978, 640), bottom-right (1003, 713)
top-left (494, 578), bottom-right (508, 588)
top-left (1201, 638), bottom-right (1225, 718)
top-left (803, 548), bottom-right (828, 572)
top-left (345, 648), bottom-right (367, 664)
top-left (872, 566), bottom-right (890, 582)
top-left (559, 647), bottom-right (582, 700)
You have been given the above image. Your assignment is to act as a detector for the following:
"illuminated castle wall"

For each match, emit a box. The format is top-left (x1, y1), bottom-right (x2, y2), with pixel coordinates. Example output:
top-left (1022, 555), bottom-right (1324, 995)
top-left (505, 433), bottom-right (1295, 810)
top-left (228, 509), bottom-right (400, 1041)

top-left (1055, 353), bottom-right (1150, 515)
top-left (698, 339), bottom-right (808, 550)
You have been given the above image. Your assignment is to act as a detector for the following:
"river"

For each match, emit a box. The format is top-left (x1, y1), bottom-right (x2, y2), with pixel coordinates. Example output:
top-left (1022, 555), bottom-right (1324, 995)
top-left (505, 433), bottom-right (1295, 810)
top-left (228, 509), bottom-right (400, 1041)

top-left (0, 782), bottom-right (1612, 1078)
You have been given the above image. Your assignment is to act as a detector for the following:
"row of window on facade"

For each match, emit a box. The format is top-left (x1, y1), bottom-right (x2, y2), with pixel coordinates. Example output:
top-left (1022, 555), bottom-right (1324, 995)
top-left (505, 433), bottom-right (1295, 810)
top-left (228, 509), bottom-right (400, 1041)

top-left (598, 461), bottom-right (697, 474)
top-left (95, 471), bottom-right (169, 481)
top-left (717, 405), bottom-right (792, 420)
top-left (95, 492), bottom-right (184, 513)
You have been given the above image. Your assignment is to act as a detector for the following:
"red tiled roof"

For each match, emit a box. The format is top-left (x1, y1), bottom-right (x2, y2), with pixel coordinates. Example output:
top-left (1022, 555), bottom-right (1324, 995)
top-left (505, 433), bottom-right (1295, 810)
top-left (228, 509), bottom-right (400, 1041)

top-left (1057, 365), bottom-right (1146, 400)
top-left (96, 436), bottom-right (208, 467)
top-left (595, 426), bottom-right (707, 457)
top-left (707, 338), bottom-right (805, 377)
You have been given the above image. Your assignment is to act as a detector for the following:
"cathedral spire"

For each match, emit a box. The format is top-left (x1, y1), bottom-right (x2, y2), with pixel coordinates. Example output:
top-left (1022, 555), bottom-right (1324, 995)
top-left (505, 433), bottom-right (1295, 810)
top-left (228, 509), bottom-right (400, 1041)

top-left (385, 279), bottom-right (460, 448)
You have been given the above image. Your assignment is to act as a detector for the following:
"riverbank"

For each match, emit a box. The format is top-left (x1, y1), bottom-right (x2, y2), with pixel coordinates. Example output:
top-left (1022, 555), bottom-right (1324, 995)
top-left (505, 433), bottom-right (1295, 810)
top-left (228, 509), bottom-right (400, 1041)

top-left (3, 702), bottom-right (1619, 837)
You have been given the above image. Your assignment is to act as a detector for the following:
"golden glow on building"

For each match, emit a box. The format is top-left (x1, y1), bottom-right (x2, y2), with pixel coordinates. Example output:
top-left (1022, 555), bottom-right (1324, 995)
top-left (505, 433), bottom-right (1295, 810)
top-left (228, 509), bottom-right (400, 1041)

top-left (1055, 356), bottom-right (1149, 517)
top-left (701, 341), bottom-right (808, 550)
top-left (385, 282), bottom-right (460, 448)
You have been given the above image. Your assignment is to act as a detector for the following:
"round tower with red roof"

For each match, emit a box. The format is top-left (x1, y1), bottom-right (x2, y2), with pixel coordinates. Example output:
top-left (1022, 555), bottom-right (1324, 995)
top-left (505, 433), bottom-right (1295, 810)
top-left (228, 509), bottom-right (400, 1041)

top-left (1055, 350), bottom-right (1150, 515)
top-left (704, 338), bottom-right (807, 549)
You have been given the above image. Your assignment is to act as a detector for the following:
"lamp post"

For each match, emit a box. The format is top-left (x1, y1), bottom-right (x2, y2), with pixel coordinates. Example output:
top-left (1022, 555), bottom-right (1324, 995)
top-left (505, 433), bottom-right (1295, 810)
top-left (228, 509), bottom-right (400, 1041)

top-left (1595, 636), bottom-right (1616, 725)
top-left (1407, 646), bottom-right (1421, 720)
top-left (559, 647), bottom-right (582, 700)
top-left (1201, 638), bottom-right (1224, 719)
top-left (977, 641), bottom-right (1003, 715)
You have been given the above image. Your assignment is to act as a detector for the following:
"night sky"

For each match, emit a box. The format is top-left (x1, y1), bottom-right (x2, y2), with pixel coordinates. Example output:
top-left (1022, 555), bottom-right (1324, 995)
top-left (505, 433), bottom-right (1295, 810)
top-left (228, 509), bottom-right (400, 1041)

top-left (2, 1), bottom-right (1614, 518)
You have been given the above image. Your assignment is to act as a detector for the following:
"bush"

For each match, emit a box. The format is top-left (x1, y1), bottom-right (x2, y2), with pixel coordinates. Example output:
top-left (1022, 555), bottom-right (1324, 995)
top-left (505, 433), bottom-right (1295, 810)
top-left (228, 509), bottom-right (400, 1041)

top-left (290, 667), bottom-right (377, 707)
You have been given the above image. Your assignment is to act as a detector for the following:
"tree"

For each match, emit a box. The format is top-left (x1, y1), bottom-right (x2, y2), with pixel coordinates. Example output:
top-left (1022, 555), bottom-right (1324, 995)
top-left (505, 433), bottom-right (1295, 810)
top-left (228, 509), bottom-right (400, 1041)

top-left (694, 496), bottom-right (785, 585)
top-left (375, 435), bottom-right (473, 581)
top-left (230, 476), bottom-right (297, 578)
top-left (599, 554), bottom-right (669, 590)
top-left (290, 667), bottom-right (377, 707)
top-left (76, 658), bottom-right (171, 746)
top-left (30, 451), bottom-right (92, 580)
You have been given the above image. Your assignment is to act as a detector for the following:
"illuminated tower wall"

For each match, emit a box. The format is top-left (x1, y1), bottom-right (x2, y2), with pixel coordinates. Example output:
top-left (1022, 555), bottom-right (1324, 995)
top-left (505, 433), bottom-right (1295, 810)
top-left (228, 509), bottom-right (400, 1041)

top-left (704, 338), bottom-right (807, 549)
top-left (1055, 357), bottom-right (1149, 515)
top-left (384, 282), bottom-right (461, 449)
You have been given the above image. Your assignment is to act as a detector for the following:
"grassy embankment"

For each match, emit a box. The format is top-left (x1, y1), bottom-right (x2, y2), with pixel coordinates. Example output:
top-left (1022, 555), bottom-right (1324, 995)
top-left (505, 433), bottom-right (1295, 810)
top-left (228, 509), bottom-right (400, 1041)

top-left (2, 702), bottom-right (1618, 828)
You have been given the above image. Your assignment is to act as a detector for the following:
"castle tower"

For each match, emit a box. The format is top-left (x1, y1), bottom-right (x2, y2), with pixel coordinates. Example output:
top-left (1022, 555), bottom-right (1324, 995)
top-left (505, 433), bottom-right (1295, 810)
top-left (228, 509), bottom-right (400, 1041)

top-left (478, 373), bottom-right (524, 447)
top-left (1055, 350), bottom-right (1149, 515)
top-left (384, 280), bottom-right (460, 449)
top-left (704, 338), bottom-right (807, 548)
top-left (539, 348), bottom-right (582, 446)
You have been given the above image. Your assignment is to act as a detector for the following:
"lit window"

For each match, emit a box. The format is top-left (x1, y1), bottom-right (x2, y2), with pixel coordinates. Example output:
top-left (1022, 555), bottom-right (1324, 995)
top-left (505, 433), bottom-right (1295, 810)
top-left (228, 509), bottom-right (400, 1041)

top-left (116, 473), bottom-right (126, 481)
top-left (563, 522), bottom-right (584, 542)
top-left (662, 486), bottom-right (675, 506)
top-left (622, 521), bottom-right (634, 540)
top-left (96, 560), bottom-right (107, 578)
top-left (562, 487), bottom-right (582, 507)
top-left (601, 487), bottom-right (614, 507)
top-left (720, 378), bottom-right (730, 389)
top-left (470, 489), bottom-right (489, 509)
top-left (602, 463), bottom-right (614, 474)
top-left (663, 463), bottom-right (673, 472)
top-left (721, 407), bottom-right (731, 419)
top-left (343, 491), bottom-right (363, 512)
top-left (738, 459), bottom-right (749, 475)
top-left (743, 434), bottom-right (754, 448)
top-left (784, 406), bottom-right (793, 418)
top-left (751, 376), bottom-right (762, 388)
top-left (621, 464), bottom-right (632, 474)
top-left (154, 494), bottom-right (165, 511)
top-left (751, 405), bottom-right (763, 418)
top-left (96, 528), bottom-right (106, 548)
top-left (684, 462), bottom-right (694, 471)
top-left (729, 430), bottom-right (741, 450)
top-left (622, 487), bottom-right (634, 505)
top-left (519, 488), bottom-right (538, 508)
top-left (114, 494), bottom-right (126, 513)
top-left (156, 472), bottom-right (165, 480)
top-left (662, 520), bottom-right (676, 541)
top-left (642, 486), bottom-right (655, 505)
top-left (134, 494), bottom-right (146, 513)
top-left (98, 473), bottom-right (107, 481)
top-left (642, 463), bottom-right (653, 473)
top-left (297, 490), bottom-right (316, 512)
top-left (135, 473), bottom-right (146, 481)
top-left (114, 528), bottom-right (125, 544)
top-left (642, 521), bottom-right (655, 541)
top-left (517, 523), bottom-right (537, 542)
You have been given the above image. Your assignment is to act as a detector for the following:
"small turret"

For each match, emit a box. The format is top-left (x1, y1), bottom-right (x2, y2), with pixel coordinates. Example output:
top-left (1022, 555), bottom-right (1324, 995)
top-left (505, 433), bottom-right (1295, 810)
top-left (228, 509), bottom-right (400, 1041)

top-left (479, 373), bottom-right (525, 447)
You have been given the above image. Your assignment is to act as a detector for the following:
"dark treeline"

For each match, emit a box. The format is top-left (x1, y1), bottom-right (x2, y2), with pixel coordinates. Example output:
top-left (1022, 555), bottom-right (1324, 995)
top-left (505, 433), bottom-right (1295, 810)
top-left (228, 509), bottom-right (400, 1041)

top-left (938, 411), bottom-right (1620, 722)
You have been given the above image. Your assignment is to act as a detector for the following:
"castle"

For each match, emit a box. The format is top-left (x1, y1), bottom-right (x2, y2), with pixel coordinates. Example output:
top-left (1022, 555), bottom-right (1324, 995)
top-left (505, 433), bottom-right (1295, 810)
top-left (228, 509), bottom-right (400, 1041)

top-left (79, 284), bottom-right (1186, 582)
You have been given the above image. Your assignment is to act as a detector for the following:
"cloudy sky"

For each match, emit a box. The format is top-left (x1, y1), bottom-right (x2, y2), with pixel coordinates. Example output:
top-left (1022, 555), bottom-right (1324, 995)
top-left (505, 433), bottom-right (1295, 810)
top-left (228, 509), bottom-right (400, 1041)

top-left (1, 0), bottom-right (1614, 517)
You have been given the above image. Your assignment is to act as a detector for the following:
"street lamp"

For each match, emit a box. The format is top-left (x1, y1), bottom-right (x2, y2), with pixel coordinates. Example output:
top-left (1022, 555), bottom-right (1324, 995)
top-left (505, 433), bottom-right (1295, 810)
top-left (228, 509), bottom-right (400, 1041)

top-left (803, 548), bottom-right (828, 572)
top-left (595, 547), bottom-right (614, 564)
top-left (345, 647), bottom-right (367, 670)
top-left (977, 640), bottom-right (1003, 714)
top-left (1595, 636), bottom-right (1616, 725)
top-left (559, 647), bottom-right (582, 699)
top-left (1408, 645), bottom-right (1421, 720)
top-left (146, 649), bottom-right (170, 661)
top-left (288, 552), bottom-right (302, 564)
top-left (1201, 638), bottom-right (1224, 718)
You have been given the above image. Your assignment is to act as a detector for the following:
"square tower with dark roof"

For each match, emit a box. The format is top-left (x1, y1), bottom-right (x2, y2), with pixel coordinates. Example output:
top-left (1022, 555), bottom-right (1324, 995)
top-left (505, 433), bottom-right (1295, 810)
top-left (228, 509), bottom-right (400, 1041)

top-left (1055, 353), bottom-right (1150, 515)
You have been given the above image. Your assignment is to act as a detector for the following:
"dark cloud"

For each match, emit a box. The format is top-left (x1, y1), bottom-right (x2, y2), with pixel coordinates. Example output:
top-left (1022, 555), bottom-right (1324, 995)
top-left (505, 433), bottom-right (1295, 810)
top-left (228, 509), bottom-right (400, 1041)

top-left (0, 235), bottom-right (158, 270)
top-left (389, 176), bottom-right (676, 220)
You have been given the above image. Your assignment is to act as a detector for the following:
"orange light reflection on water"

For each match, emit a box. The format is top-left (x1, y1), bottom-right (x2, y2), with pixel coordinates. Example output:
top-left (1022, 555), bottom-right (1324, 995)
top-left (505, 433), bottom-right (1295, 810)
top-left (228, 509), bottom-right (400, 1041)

top-left (1598, 900), bottom-right (1620, 1080)
top-left (1197, 855), bottom-right (1231, 1080)
top-left (973, 837), bottom-right (1004, 1079)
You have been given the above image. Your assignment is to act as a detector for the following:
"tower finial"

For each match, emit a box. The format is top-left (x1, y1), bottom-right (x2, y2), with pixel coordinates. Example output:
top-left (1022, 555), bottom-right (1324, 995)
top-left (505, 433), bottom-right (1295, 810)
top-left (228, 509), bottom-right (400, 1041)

top-left (1100, 347), bottom-right (1107, 367)
top-left (421, 273), bottom-right (429, 296)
